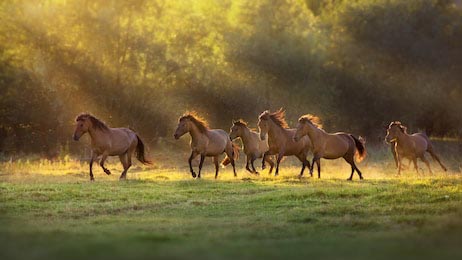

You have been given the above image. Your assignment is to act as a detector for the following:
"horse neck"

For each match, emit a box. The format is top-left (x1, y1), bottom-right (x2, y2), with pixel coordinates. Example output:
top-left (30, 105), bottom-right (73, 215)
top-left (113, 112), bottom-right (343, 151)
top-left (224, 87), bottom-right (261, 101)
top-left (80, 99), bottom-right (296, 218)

top-left (239, 127), bottom-right (252, 144)
top-left (87, 126), bottom-right (110, 146)
top-left (305, 124), bottom-right (324, 141)
top-left (188, 123), bottom-right (206, 141)
top-left (394, 130), bottom-right (411, 144)
top-left (267, 120), bottom-right (287, 143)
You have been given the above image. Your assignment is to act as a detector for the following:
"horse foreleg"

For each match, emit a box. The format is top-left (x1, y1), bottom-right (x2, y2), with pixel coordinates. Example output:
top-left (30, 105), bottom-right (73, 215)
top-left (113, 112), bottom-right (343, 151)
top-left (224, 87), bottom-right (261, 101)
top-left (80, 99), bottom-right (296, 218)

top-left (262, 152), bottom-right (268, 170)
top-left (245, 156), bottom-right (252, 173)
top-left (263, 155), bottom-right (274, 174)
top-left (99, 152), bottom-right (111, 175)
top-left (189, 151), bottom-right (199, 178)
top-left (198, 154), bottom-right (205, 178)
top-left (250, 154), bottom-right (259, 174)
top-left (412, 158), bottom-right (419, 174)
top-left (316, 159), bottom-right (321, 179)
top-left (275, 152), bottom-right (284, 176)
top-left (213, 155), bottom-right (219, 179)
top-left (89, 152), bottom-right (98, 181)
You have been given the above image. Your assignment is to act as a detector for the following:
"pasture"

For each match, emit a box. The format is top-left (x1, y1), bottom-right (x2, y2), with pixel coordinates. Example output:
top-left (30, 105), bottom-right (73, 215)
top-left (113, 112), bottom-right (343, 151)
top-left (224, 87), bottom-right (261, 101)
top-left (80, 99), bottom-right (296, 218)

top-left (1, 145), bottom-right (461, 260)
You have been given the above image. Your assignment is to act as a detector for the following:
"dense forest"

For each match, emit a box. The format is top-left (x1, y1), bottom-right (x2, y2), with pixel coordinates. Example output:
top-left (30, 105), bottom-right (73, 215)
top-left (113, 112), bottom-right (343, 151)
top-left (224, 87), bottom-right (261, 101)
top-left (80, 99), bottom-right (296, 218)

top-left (1, 0), bottom-right (461, 156)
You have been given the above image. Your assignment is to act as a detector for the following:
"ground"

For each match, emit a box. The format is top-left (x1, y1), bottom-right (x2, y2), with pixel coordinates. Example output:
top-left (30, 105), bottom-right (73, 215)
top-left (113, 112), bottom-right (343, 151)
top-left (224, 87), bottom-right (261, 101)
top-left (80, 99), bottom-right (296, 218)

top-left (1, 147), bottom-right (461, 260)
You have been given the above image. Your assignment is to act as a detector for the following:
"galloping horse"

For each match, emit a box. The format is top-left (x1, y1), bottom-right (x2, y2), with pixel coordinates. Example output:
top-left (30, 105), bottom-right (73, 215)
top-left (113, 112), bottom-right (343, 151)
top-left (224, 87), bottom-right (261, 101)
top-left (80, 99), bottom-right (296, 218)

top-left (385, 121), bottom-right (447, 175)
top-left (258, 109), bottom-right (312, 177)
top-left (73, 113), bottom-right (151, 181)
top-left (229, 120), bottom-right (274, 174)
top-left (174, 113), bottom-right (239, 179)
top-left (294, 114), bottom-right (366, 180)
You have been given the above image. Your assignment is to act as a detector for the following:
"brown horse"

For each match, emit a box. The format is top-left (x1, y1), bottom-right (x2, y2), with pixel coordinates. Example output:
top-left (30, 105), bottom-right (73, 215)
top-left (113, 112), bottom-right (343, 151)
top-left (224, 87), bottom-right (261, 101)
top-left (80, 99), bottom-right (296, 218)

top-left (174, 113), bottom-right (239, 179)
top-left (73, 113), bottom-right (151, 181)
top-left (258, 109), bottom-right (312, 177)
top-left (385, 121), bottom-right (447, 175)
top-left (229, 120), bottom-right (274, 174)
top-left (294, 114), bottom-right (366, 180)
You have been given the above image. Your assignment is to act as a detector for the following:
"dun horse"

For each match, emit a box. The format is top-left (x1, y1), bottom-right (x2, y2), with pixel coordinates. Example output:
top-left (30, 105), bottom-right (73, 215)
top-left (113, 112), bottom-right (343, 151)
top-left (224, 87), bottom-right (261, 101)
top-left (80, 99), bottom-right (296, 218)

top-left (73, 113), bottom-right (151, 181)
top-left (229, 120), bottom-right (274, 174)
top-left (258, 109), bottom-right (312, 176)
top-left (174, 113), bottom-right (239, 179)
top-left (385, 121), bottom-right (447, 175)
top-left (294, 114), bottom-right (366, 180)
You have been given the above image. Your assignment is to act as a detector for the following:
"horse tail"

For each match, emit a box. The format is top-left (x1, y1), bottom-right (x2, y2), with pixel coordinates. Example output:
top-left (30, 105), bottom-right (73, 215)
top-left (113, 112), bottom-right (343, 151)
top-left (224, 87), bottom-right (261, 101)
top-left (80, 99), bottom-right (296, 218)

top-left (221, 143), bottom-right (240, 167)
top-left (135, 134), bottom-right (152, 165)
top-left (351, 135), bottom-right (366, 162)
top-left (421, 134), bottom-right (448, 172)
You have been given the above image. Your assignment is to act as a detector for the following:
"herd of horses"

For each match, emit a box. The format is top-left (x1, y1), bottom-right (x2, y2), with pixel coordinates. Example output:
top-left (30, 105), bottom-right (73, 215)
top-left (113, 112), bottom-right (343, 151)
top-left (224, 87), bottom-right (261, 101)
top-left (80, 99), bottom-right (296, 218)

top-left (73, 110), bottom-right (447, 181)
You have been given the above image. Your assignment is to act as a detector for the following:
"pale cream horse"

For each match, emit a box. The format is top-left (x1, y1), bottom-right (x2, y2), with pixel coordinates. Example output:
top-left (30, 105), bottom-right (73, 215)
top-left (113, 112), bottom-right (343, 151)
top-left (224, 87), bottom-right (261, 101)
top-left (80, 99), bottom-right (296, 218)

top-left (73, 113), bottom-right (151, 181)
top-left (229, 120), bottom-right (274, 174)
top-left (385, 121), bottom-right (447, 175)
top-left (294, 114), bottom-right (366, 180)
top-left (258, 109), bottom-right (312, 177)
top-left (174, 113), bottom-right (239, 179)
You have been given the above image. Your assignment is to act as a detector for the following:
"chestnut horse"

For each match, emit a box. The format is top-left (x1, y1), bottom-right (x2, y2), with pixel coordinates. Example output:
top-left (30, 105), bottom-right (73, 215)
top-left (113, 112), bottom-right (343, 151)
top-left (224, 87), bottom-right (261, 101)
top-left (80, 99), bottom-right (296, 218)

top-left (229, 120), bottom-right (274, 174)
top-left (258, 109), bottom-right (312, 177)
top-left (385, 121), bottom-right (447, 175)
top-left (73, 113), bottom-right (151, 181)
top-left (174, 113), bottom-right (239, 179)
top-left (294, 114), bottom-right (366, 180)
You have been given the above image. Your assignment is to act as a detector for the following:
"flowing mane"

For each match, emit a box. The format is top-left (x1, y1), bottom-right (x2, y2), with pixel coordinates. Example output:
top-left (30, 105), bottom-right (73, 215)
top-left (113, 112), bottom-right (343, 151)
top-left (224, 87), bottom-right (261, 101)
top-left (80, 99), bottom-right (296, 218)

top-left (233, 119), bottom-right (248, 127)
top-left (76, 113), bottom-right (109, 131)
top-left (299, 114), bottom-right (323, 129)
top-left (389, 121), bottom-right (407, 133)
top-left (180, 112), bottom-right (209, 133)
top-left (259, 109), bottom-right (289, 129)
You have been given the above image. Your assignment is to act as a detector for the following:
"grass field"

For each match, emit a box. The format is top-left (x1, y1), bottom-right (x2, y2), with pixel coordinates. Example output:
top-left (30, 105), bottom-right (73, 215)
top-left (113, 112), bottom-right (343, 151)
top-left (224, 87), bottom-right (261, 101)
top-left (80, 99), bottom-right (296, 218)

top-left (1, 146), bottom-right (462, 260)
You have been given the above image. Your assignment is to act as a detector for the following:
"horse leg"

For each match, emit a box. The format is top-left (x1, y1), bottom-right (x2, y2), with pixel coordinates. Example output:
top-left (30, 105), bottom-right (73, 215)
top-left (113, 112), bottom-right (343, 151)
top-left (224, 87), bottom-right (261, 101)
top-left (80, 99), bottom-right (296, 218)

top-left (188, 151), bottom-right (199, 178)
top-left (264, 155), bottom-right (274, 174)
top-left (197, 154), bottom-right (205, 179)
top-left (420, 155), bottom-right (432, 174)
top-left (100, 152), bottom-right (111, 175)
top-left (262, 152), bottom-right (269, 170)
top-left (295, 154), bottom-right (307, 178)
top-left (213, 155), bottom-right (219, 179)
top-left (397, 154), bottom-right (402, 176)
top-left (250, 154), bottom-right (259, 174)
top-left (316, 159), bottom-right (321, 179)
top-left (391, 142), bottom-right (398, 169)
top-left (119, 153), bottom-right (131, 180)
top-left (89, 152), bottom-right (98, 181)
top-left (245, 155), bottom-right (252, 173)
top-left (412, 157), bottom-right (419, 174)
top-left (310, 155), bottom-right (320, 177)
top-left (275, 152), bottom-right (284, 176)
top-left (428, 149), bottom-right (447, 171)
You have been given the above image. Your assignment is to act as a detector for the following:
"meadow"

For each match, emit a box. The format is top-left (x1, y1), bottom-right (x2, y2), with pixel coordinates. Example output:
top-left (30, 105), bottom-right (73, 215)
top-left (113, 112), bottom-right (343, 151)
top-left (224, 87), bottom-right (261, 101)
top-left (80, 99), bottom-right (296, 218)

top-left (1, 144), bottom-right (461, 260)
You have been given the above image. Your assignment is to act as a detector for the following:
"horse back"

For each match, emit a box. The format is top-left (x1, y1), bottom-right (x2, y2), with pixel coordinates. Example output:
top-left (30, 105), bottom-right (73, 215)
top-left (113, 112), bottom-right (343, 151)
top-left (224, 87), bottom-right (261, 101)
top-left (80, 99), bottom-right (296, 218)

top-left (205, 129), bottom-right (229, 152)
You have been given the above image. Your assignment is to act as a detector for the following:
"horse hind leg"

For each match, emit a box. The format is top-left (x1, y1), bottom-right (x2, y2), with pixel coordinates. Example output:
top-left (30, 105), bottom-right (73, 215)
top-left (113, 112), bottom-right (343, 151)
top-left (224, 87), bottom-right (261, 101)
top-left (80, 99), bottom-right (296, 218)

top-left (119, 153), bottom-right (131, 180)
top-left (345, 156), bottom-right (363, 180)
top-left (420, 155), bottom-right (432, 174)
top-left (245, 156), bottom-right (253, 173)
top-left (250, 154), bottom-right (259, 174)
top-left (428, 149), bottom-right (447, 172)
top-left (264, 155), bottom-right (274, 174)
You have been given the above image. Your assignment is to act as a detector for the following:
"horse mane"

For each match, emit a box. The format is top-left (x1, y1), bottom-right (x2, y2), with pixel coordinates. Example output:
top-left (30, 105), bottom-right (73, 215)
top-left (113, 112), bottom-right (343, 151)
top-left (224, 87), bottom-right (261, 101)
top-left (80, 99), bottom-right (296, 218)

top-left (233, 119), bottom-right (248, 127)
top-left (299, 114), bottom-right (323, 129)
top-left (179, 112), bottom-right (209, 133)
top-left (259, 108), bottom-right (289, 129)
top-left (76, 113), bottom-right (109, 131)
top-left (389, 121), bottom-right (407, 133)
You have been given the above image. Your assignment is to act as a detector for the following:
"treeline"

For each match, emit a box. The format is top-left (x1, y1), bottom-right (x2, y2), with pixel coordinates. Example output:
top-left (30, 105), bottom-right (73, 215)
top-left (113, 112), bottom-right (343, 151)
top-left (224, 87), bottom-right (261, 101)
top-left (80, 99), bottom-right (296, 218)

top-left (1, 0), bottom-right (461, 156)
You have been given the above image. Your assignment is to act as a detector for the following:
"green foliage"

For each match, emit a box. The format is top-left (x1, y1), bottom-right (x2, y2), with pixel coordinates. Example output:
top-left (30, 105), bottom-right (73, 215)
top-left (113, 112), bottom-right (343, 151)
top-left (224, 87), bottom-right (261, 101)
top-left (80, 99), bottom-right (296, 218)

top-left (1, 0), bottom-right (461, 155)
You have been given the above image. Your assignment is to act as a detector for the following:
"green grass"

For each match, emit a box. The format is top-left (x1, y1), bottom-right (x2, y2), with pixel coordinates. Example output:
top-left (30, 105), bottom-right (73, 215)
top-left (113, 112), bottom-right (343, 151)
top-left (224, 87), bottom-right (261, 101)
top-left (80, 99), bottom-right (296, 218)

top-left (1, 154), bottom-right (461, 260)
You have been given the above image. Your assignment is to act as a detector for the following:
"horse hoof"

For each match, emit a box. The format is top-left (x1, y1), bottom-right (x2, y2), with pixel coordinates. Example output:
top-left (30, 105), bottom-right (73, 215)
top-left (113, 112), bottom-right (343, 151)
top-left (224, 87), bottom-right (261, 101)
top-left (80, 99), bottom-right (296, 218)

top-left (192, 173), bottom-right (197, 178)
top-left (104, 170), bottom-right (111, 175)
top-left (90, 178), bottom-right (95, 182)
top-left (254, 171), bottom-right (259, 175)
top-left (262, 165), bottom-right (266, 170)
top-left (347, 178), bottom-right (352, 181)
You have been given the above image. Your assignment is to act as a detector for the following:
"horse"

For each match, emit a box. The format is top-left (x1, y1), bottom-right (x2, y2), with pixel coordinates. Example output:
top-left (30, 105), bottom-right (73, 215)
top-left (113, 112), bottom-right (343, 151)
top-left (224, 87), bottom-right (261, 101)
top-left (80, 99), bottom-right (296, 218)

top-left (385, 121), bottom-right (447, 175)
top-left (229, 120), bottom-right (274, 174)
top-left (73, 113), bottom-right (151, 181)
top-left (293, 114), bottom-right (366, 180)
top-left (174, 112), bottom-right (239, 179)
top-left (258, 109), bottom-right (312, 177)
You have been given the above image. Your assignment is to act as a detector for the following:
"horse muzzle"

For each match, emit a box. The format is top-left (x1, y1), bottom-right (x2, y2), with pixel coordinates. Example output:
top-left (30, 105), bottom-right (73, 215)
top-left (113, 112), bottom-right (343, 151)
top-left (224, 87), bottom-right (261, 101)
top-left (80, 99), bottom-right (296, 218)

top-left (174, 134), bottom-right (179, 140)
top-left (73, 134), bottom-right (80, 141)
